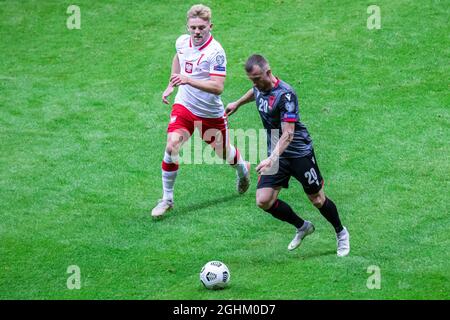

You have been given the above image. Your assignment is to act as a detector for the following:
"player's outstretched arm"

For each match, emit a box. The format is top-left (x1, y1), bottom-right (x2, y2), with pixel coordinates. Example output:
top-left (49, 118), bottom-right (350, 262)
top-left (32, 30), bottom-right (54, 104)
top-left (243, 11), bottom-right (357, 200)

top-left (225, 89), bottom-right (255, 116)
top-left (162, 54), bottom-right (180, 104)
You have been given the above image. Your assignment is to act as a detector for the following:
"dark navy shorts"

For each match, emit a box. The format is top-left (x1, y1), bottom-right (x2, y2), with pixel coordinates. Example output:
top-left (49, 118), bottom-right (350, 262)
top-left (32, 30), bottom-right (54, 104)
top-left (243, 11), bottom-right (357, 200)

top-left (257, 150), bottom-right (324, 195)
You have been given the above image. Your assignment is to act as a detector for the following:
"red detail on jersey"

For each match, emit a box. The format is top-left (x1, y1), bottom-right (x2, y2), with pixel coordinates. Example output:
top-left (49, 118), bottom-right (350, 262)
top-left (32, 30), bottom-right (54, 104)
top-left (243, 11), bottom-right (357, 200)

top-left (185, 62), bottom-right (193, 74)
top-left (274, 77), bottom-right (280, 88)
top-left (162, 161), bottom-right (179, 172)
top-left (199, 35), bottom-right (213, 50)
top-left (189, 35), bottom-right (213, 50)
top-left (209, 73), bottom-right (226, 77)
top-left (282, 117), bottom-right (297, 123)
top-left (268, 95), bottom-right (275, 109)
top-left (197, 53), bottom-right (205, 64)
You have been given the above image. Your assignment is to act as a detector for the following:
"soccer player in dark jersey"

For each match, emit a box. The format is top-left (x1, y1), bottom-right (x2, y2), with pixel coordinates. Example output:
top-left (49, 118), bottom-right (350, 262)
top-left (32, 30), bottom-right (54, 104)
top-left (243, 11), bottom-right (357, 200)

top-left (225, 54), bottom-right (350, 256)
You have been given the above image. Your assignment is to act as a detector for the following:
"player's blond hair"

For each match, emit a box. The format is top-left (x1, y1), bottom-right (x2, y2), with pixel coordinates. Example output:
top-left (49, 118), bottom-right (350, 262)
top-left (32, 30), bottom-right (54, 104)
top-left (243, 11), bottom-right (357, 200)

top-left (187, 4), bottom-right (212, 22)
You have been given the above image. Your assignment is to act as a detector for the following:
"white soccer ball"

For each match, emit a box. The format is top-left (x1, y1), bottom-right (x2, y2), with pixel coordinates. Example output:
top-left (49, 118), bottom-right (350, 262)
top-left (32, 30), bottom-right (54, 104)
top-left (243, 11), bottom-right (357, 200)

top-left (200, 261), bottom-right (230, 290)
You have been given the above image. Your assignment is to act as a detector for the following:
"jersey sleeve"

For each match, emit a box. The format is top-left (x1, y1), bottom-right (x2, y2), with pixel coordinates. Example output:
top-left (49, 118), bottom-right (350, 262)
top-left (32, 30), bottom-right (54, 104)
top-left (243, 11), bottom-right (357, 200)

top-left (279, 92), bottom-right (299, 123)
top-left (208, 49), bottom-right (227, 77)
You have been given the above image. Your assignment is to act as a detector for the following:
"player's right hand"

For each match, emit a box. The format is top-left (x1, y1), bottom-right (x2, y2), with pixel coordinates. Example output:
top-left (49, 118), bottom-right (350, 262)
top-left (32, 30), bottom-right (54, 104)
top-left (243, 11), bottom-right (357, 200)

top-left (225, 102), bottom-right (239, 116)
top-left (162, 85), bottom-right (174, 104)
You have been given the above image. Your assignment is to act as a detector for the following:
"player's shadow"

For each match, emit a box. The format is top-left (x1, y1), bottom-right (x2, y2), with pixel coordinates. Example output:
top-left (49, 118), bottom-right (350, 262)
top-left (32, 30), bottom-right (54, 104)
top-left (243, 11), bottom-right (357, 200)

top-left (300, 249), bottom-right (336, 259)
top-left (176, 194), bottom-right (241, 214)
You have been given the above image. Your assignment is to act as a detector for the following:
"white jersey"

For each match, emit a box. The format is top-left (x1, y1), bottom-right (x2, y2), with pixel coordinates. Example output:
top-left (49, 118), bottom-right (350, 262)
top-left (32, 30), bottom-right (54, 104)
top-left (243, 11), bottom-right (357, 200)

top-left (174, 34), bottom-right (227, 118)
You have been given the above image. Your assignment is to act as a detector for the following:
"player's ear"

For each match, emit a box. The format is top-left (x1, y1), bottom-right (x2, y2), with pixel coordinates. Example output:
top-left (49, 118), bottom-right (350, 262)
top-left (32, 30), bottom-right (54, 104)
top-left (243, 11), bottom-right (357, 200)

top-left (209, 23), bottom-right (213, 30)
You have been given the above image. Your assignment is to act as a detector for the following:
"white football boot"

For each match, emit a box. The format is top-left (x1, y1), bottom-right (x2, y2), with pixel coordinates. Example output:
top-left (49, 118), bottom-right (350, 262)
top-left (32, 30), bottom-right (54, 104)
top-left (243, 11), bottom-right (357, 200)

top-left (151, 199), bottom-right (173, 218)
top-left (336, 227), bottom-right (350, 257)
top-left (288, 220), bottom-right (315, 251)
top-left (237, 162), bottom-right (251, 194)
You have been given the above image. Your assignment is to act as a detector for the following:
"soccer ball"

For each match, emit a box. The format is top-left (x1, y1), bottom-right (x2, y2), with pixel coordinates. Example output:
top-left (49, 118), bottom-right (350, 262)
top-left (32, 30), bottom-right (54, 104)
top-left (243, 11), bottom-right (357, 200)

top-left (200, 261), bottom-right (230, 290)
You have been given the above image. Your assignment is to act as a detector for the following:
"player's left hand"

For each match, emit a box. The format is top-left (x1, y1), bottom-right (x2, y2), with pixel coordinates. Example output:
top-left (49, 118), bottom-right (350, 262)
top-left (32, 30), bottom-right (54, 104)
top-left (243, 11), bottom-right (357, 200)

top-left (170, 74), bottom-right (189, 87)
top-left (256, 158), bottom-right (274, 175)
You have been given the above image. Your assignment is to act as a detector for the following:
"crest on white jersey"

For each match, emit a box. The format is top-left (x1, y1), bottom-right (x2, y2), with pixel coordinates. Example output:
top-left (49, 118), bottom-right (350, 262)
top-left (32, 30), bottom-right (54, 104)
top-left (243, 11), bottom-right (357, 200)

top-left (185, 62), bottom-right (193, 74)
top-left (216, 54), bottom-right (225, 65)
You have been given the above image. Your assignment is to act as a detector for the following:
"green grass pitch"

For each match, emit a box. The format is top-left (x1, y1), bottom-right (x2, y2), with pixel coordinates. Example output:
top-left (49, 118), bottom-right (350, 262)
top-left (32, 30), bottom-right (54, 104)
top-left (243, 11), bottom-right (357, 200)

top-left (0, 0), bottom-right (448, 299)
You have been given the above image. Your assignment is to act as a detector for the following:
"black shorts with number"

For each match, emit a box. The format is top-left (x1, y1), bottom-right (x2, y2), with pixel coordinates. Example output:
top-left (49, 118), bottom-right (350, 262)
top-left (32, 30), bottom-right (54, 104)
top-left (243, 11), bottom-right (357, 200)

top-left (257, 149), bottom-right (324, 195)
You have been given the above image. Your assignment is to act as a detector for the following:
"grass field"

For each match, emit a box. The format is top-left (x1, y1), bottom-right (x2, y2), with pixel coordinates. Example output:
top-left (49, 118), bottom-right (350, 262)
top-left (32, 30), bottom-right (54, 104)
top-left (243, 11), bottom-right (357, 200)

top-left (0, 0), bottom-right (449, 299)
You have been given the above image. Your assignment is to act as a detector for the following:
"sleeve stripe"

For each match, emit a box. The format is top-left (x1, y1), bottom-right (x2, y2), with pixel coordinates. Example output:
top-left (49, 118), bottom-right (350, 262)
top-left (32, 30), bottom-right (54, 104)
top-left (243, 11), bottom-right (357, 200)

top-left (209, 73), bottom-right (226, 77)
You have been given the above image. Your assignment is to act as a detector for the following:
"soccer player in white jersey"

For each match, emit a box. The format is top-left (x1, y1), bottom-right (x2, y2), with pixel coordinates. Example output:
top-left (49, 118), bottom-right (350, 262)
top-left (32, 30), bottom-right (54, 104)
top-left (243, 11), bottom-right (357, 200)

top-left (151, 4), bottom-right (250, 218)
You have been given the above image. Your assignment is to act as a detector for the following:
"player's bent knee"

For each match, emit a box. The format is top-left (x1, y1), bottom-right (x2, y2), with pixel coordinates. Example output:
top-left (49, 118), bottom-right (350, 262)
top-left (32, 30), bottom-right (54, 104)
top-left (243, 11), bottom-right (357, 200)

top-left (165, 143), bottom-right (180, 156)
top-left (165, 145), bottom-right (174, 155)
top-left (256, 197), bottom-right (275, 210)
top-left (256, 200), bottom-right (271, 210)
top-left (310, 196), bottom-right (325, 208)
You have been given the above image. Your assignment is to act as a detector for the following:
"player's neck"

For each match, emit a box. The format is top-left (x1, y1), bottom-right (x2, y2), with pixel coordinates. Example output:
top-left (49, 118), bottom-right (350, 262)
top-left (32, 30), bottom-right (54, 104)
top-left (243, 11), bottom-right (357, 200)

top-left (192, 33), bottom-right (211, 47)
top-left (269, 75), bottom-right (279, 89)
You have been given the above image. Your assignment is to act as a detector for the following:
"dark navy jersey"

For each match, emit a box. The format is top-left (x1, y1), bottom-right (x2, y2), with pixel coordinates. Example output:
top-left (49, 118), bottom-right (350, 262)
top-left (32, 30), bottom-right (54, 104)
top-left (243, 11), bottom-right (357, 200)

top-left (253, 79), bottom-right (313, 158)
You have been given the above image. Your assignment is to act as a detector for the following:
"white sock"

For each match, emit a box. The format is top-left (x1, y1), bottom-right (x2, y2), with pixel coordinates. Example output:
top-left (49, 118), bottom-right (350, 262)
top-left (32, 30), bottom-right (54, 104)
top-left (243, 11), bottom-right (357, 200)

top-left (162, 152), bottom-right (178, 201)
top-left (227, 146), bottom-right (248, 178)
top-left (162, 171), bottom-right (177, 201)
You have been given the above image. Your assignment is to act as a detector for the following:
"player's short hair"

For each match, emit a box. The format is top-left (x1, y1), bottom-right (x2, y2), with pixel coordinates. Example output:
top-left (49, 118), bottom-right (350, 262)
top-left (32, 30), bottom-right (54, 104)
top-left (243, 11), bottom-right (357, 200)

top-left (245, 54), bottom-right (269, 73)
top-left (187, 4), bottom-right (212, 22)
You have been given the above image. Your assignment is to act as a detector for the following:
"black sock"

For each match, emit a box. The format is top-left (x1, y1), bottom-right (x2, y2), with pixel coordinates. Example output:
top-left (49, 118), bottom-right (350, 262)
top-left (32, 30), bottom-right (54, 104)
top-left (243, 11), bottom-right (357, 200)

top-left (264, 199), bottom-right (305, 229)
top-left (318, 197), bottom-right (343, 233)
